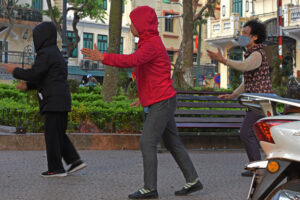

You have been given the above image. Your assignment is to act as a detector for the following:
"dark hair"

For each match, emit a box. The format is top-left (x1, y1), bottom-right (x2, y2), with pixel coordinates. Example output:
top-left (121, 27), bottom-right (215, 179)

top-left (243, 20), bottom-right (266, 44)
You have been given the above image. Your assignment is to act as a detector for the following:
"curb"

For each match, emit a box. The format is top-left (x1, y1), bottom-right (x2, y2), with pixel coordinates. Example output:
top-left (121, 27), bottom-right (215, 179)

top-left (0, 132), bottom-right (243, 150)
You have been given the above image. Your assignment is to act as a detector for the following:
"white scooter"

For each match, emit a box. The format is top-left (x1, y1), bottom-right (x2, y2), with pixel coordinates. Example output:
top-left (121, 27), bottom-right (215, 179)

top-left (238, 93), bottom-right (300, 200)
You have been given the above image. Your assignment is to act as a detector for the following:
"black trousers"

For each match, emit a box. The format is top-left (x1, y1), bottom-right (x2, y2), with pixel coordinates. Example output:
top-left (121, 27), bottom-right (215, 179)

top-left (240, 111), bottom-right (263, 162)
top-left (44, 112), bottom-right (80, 172)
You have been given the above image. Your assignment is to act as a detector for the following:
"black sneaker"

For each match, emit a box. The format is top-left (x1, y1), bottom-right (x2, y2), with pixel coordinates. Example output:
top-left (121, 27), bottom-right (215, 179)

top-left (241, 171), bottom-right (253, 177)
top-left (175, 180), bottom-right (203, 196)
top-left (67, 159), bottom-right (87, 174)
top-left (128, 188), bottom-right (158, 199)
top-left (41, 169), bottom-right (67, 178)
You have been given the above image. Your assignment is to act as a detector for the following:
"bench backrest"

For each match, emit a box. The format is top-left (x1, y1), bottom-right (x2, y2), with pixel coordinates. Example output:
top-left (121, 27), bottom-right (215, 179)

top-left (175, 92), bottom-right (246, 130)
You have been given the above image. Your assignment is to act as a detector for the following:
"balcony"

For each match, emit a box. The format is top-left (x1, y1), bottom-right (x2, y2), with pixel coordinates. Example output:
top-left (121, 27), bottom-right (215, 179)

top-left (0, 6), bottom-right (42, 25)
top-left (0, 50), bottom-right (34, 66)
top-left (283, 5), bottom-right (300, 49)
top-left (206, 13), bottom-right (249, 48)
top-left (283, 5), bottom-right (300, 27)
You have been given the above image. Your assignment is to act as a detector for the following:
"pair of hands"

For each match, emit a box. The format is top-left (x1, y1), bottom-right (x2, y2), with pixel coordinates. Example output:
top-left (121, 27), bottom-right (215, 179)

top-left (207, 49), bottom-right (236, 99)
top-left (206, 48), bottom-right (227, 65)
top-left (81, 44), bottom-right (104, 62)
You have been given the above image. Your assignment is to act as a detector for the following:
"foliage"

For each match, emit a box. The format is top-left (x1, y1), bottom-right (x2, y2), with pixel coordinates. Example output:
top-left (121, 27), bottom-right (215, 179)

top-left (192, 87), bottom-right (233, 92)
top-left (41, 6), bottom-right (60, 21)
top-left (229, 69), bottom-right (242, 90)
top-left (126, 81), bottom-right (138, 99)
top-left (69, 0), bottom-right (107, 23)
top-left (271, 56), bottom-right (293, 97)
top-left (0, 83), bottom-right (143, 133)
top-left (68, 79), bottom-right (81, 93)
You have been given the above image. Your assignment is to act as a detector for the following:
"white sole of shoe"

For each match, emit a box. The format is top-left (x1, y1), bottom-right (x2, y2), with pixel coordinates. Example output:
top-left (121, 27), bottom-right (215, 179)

top-left (68, 163), bottom-right (87, 174)
top-left (40, 172), bottom-right (67, 178)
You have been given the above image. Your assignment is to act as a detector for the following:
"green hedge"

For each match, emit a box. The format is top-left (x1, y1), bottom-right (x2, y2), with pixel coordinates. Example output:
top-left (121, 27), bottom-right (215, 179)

top-left (0, 83), bottom-right (143, 133)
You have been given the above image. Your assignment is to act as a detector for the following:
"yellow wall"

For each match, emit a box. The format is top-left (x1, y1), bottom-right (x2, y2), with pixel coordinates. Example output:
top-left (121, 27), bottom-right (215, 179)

top-left (0, 27), bottom-right (33, 52)
top-left (296, 42), bottom-right (300, 77)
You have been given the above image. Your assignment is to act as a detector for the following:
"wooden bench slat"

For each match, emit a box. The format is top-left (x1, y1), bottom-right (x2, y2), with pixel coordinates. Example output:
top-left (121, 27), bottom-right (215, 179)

top-left (175, 110), bottom-right (246, 115)
top-left (174, 93), bottom-right (245, 131)
top-left (177, 95), bottom-right (234, 101)
top-left (176, 91), bottom-right (231, 95)
top-left (176, 123), bottom-right (242, 128)
top-left (177, 102), bottom-right (243, 108)
top-left (175, 117), bottom-right (244, 123)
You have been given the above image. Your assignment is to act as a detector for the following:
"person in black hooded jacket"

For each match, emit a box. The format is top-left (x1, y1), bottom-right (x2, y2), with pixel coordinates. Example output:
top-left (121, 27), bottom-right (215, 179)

top-left (2, 22), bottom-right (86, 177)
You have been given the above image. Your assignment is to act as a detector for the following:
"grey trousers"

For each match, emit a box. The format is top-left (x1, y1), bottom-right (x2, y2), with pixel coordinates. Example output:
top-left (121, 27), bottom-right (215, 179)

top-left (140, 95), bottom-right (199, 190)
top-left (240, 111), bottom-right (264, 162)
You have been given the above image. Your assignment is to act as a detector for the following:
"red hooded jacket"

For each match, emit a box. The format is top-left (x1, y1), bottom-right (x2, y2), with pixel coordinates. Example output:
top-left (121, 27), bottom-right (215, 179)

top-left (102, 6), bottom-right (176, 107)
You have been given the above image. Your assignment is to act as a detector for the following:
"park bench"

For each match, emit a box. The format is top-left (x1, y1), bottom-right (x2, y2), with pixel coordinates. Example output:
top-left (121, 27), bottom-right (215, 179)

top-left (175, 91), bottom-right (246, 136)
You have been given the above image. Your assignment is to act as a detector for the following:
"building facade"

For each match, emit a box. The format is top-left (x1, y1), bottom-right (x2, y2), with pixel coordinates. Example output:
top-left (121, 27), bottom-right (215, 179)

top-left (0, 0), bottom-right (44, 82)
top-left (64, 0), bottom-right (133, 71)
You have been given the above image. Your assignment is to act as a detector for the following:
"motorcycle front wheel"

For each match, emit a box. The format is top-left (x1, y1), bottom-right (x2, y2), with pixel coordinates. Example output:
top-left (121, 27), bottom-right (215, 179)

top-left (267, 179), bottom-right (300, 200)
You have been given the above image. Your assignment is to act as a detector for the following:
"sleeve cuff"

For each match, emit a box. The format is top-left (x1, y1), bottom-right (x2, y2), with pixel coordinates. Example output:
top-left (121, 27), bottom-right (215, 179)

top-left (102, 53), bottom-right (109, 65)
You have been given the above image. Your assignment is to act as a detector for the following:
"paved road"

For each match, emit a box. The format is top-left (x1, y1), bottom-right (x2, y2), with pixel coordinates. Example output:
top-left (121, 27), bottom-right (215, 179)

top-left (0, 150), bottom-right (253, 200)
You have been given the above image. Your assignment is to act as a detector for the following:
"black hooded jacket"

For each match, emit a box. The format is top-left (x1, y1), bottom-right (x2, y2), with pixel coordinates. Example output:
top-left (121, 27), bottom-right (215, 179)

top-left (13, 22), bottom-right (71, 113)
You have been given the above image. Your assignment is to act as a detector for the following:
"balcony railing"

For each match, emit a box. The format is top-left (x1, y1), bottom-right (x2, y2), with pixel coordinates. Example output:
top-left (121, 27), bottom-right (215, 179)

top-left (0, 50), bottom-right (34, 67)
top-left (207, 13), bottom-right (249, 40)
top-left (284, 5), bottom-right (300, 27)
top-left (0, 6), bottom-right (42, 22)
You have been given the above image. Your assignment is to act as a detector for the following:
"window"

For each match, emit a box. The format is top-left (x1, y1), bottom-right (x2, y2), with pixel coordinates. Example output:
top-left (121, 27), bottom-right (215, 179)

top-left (102, 0), bottom-right (107, 10)
top-left (120, 37), bottom-right (123, 54)
top-left (245, 0), bottom-right (249, 12)
top-left (193, 53), bottom-right (197, 63)
top-left (122, 0), bottom-right (124, 13)
top-left (97, 34), bottom-right (107, 53)
top-left (83, 33), bottom-right (93, 49)
top-left (232, 0), bottom-right (243, 17)
top-left (32, 0), bottom-right (42, 10)
top-left (67, 31), bottom-right (78, 58)
top-left (165, 13), bottom-right (174, 32)
top-left (0, 41), bottom-right (8, 63)
top-left (167, 51), bottom-right (174, 62)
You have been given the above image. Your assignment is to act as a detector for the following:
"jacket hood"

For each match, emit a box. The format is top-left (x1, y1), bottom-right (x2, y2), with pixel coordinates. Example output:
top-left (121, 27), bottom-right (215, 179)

top-left (33, 22), bottom-right (57, 51)
top-left (129, 6), bottom-right (159, 47)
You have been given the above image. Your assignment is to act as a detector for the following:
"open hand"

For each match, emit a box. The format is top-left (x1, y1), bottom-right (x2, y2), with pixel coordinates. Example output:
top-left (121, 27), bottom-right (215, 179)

top-left (218, 94), bottom-right (235, 100)
top-left (130, 99), bottom-right (141, 108)
top-left (1, 63), bottom-right (18, 74)
top-left (81, 43), bottom-right (104, 61)
top-left (207, 48), bottom-right (227, 64)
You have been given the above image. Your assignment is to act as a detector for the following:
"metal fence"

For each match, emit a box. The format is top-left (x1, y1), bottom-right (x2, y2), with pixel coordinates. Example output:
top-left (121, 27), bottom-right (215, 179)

top-left (0, 50), bottom-right (34, 67)
top-left (0, 107), bottom-right (27, 134)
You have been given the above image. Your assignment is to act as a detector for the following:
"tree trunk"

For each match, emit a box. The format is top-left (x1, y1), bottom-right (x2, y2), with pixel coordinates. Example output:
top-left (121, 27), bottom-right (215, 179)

top-left (46, 0), bottom-right (62, 38)
top-left (101, 0), bottom-right (123, 102)
top-left (182, 0), bottom-right (194, 88)
top-left (173, 0), bottom-right (216, 90)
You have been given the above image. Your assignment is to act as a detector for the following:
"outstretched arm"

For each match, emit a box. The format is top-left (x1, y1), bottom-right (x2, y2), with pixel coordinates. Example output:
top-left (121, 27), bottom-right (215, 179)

top-left (12, 51), bottom-right (49, 82)
top-left (81, 42), bottom-right (159, 68)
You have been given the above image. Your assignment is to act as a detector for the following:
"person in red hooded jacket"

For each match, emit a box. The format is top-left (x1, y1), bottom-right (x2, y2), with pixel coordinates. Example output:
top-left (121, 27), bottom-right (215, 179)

top-left (81, 6), bottom-right (202, 199)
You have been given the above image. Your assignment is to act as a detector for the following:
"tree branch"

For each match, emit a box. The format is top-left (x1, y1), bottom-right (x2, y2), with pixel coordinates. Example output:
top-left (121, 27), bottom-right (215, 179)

top-left (46, 0), bottom-right (62, 37)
